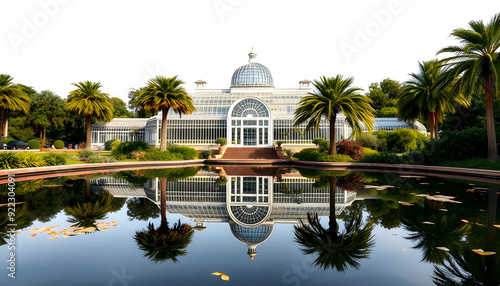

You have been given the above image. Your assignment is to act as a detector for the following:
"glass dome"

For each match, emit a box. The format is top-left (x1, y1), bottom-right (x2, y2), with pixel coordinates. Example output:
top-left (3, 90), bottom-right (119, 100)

top-left (230, 224), bottom-right (273, 245)
top-left (231, 51), bottom-right (274, 87)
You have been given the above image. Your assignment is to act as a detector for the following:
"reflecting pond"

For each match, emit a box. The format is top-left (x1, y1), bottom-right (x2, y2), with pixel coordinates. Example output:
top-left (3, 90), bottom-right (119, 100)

top-left (0, 166), bottom-right (499, 285)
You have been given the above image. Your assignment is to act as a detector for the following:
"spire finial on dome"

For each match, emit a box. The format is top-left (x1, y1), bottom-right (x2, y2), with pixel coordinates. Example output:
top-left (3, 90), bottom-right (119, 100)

top-left (248, 48), bottom-right (257, 62)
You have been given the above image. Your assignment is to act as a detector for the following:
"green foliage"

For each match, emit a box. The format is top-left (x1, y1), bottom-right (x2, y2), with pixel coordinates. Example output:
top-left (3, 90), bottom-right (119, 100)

top-left (104, 139), bottom-right (119, 151)
top-left (376, 107), bottom-right (398, 117)
top-left (112, 140), bottom-right (149, 159)
top-left (422, 127), bottom-right (488, 165)
top-left (0, 138), bottom-right (14, 144)
top-left (0, 152), bottom-right (23, 169)
top-left (295, 148), bottom-right (353, 162)
top-left (140, 146), bottom-right (198, 161)
top-left (336, 139), bottom-right (363, 160)
top-left (27, 139), bottom-right (41, 149)
top-left (18, 152), bottom-right (45, 167)
top-left (215, 137), bottom-right (227, 146)
top-left (356, 133), bottom-right (385, 151)
top-left (276, 140), bottom-right (284, 147)
top-left (27, 90), bottom-right (66, 142)
top-left (375, 129), bottom-right (427, 153)
top-left (359, 152), bottom-right (403, 164)
top-left (362, 147), bottom-right (378, 157)
top-left (198, 149), bottom-right (213, 159)
top-left (111, 140), bottom-right (121, 151)
top-left (312, 137), bottom-right (330, 152)
top-left (283, 148), bottom-right (296, 157)
top-left (110, 97), bottom-right (133, 118)
top-left (215, 177), bottom-right (228, 186)
top-left (87, 155), bottom-right (105, 163)
top-left (441, 157), bottom-right (500, 170)
top-left (79, 150), bottom-right (96, 158)
top-left (43, 153), bottom-right (67, 166)
top-left (126, 198), bottom-right (160, 221)
top-left (54, 140), bottom-right (64, 149)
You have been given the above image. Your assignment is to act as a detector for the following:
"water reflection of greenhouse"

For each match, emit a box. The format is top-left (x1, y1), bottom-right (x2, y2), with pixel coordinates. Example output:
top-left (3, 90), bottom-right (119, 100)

top-left (91, 167), bottom-right (359, 261)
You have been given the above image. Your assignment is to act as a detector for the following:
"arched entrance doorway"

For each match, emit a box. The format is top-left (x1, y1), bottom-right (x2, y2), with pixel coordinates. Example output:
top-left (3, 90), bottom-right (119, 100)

top-left (227, 98), bottom-right (273, 147)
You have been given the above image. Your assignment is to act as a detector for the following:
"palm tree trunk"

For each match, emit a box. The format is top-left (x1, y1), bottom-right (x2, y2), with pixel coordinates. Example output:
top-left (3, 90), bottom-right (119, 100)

top-left (160, 107), bottom-right (168, 151)
top-left (86, 114), bottom-right (92, 150)
top-left (1, 111), bottom-right (7, 139)
top-left (329, 116), bottom-right (337, 155)
top-left (41, 127), bottom-right (46, 146)
top-left (485, 73), bottom-right (497, 161)
top-left (160, 177), bottom-right (167, 225)
top-left (429, 112), bottom-right (436, 139)
top-left (328, 177), bottom-right (338, 232)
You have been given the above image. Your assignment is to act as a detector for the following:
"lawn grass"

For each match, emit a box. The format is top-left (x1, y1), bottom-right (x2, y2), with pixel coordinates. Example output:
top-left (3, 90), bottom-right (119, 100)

top-left (440, 158), bottom-right (500, 171)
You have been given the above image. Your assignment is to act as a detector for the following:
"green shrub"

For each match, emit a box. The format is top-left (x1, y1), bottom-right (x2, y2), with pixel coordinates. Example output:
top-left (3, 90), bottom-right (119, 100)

top-left (215, 137), bottom-right (227, 146)
top-left (110, 140), bottom-right (121, 151)
top-left (276, 140), bottom-right (284, 147)
top-left (374, 129), bottom-right (427, 153)
top-left (422, 127), bottom-right (488, 165)
top-left (362, 147), bottom-right (378, 157)
top-left (112, 140), bottom-right (149, 159)
top-left (18, 152), bottom-right (45, 167)
top-left (54, 140), bottom-right (65, 149)
top-left (44, 153), bottom-right (67, 166)
top-left (87, 155), bottom-right (105, 163)
top-left (79, 150), bottom-right (96, 158)
top-left (215, 177), bottom-right (228, 186)
top-left (105, 139), bottom-right (119, 151)
top-left (141, 150), bottom-right (180, 161)
top-left (295, 148), bottom-right (353, 162)
top-left (198, 149), bottom-right (214, 159)
top-left (336, 139), bottom-right (363, 160)
top-left (167, 145), bottom-right (198, 160)
top-left (28, 139), bottom-right (41, 149)
top-left (356, 133), bottom-right (384, 151)
top-left (0, 138), bottom-right (14, 144)
top-left (359, 151), bottom-right (403, 164)
top-left (441, 157), bottom-right (500, 171)
top-left (283, 148), bottom-right (296, 157)
top-left (312, 137), bottom-right (329, 152)
top-left (0, 152), bottom-right (23, 169)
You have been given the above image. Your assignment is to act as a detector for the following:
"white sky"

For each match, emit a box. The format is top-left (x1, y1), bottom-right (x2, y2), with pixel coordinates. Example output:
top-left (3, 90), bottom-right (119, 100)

top-left (0, 0), bottom-right (497, 103)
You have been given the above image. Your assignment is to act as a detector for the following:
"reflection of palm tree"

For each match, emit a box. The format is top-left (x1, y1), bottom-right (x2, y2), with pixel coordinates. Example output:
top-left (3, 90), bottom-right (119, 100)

top-left (294, 177), bottom-right (375, 271)
top-left (65, 189), bottom-right (114, 228)
top-left (134, 177), bottom-right (194, 263)
top-left (400, 204), bottom-right (471, 264)
top-left (0, 204), bottom-right (31, 246)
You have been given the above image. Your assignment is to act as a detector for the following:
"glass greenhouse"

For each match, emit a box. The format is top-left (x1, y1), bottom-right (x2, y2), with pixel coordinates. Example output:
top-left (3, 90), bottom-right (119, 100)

top-left (91, 51), bottom-right (426, 149)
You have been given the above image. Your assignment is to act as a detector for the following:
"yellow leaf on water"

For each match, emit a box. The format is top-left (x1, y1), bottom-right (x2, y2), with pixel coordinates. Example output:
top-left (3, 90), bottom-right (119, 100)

top-left (49, 236), bottom-right (59, 240)
top-left (472, 249), bottom-right (496, 256)
top-left (436, 247), bottom-right (450, 252)
top-left (439, 209), bottom-right (448, 212)
top-left (494, 224), bottom-right (500, 228)
top-left (211, 272), bottom-right (224, 276)
top-left (422, 221), bottom-right (435, 225)
top-left (461, 219), bottom-right (469, 224)
top-left (30, 233), bottom-right (37, 237)
top-left (403, 249), bottom-right (407, 251)
top-left (15, 231), bottom-right (22, 234)
top-left (49, 231), bottom-right (57, 235)
top-left (221, 274), bottom-right (230, 281)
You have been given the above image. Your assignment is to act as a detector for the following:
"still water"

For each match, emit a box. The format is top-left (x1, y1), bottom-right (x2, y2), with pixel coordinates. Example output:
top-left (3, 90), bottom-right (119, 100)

top-left (1, 165), bottom-right (499, 285)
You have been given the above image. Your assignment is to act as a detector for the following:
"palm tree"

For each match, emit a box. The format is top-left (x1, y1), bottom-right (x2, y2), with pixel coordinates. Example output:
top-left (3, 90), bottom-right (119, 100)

top-left (438, 13), bottom-right (500, 160)
top-left (294, 75), bottom-right (375, 155)
top-left (66, 81), bottom-right (113, 150)
top-left (136, 75), bottom-right (195, 151)
top-left (0, 74), bottom-right (30, 139)
top-left (398, 60), bottom-right (469, 139)
top-left (294, 176), bottom-right (375, 271)
top-left (134, 176), bottom-right (194, 263)
top-left (65, 188), bottom-right (115, 229)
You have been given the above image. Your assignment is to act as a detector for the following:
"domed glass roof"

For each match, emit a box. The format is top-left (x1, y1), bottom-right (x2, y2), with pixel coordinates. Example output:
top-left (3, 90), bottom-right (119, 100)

top-left (230, 224), bottom-right (273, 245)
top-left (231, 51), bottom-right (274, 87)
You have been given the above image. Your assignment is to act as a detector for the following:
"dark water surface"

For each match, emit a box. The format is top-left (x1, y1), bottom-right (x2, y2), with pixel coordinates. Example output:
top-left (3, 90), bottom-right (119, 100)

top-left (1, 166), bottom-right (499, 286)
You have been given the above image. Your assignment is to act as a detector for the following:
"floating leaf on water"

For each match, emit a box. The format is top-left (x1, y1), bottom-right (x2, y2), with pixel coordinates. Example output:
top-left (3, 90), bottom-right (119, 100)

top-left (479, 209), bottom-right (485, 212)
top-left (63, 235), bottom-right (70, 238)
top-left (436, 247), bottom-right (450, 252)
top-left (211, 272), bottom-right (224, 276)
top-left (15, 231), bottom-right (22, 234)
top-left (221, 274), bottom-right (230, 281)
top-left (475, 223), bottom-right (485, 226)
top-left (494, 224), bottom-right (500, 229)
top-left (48, 225), bottom-right (60, 228)
top-left (29, 228), bottom-right (39, 231)
top-left (111, 220), bottom-right (120, 224)
top-left (49, 231), bottom-right (57, 235)
top-left (392, 234), bottom-right (397, 236)
top-left (403, 249), bottom-right (407, 251)
top-left (49, 236), bottom-right (59, 240)
top-left (461, 219), bottom-right (469, 223)
top-left (422, 221), bottom-right (435, 225)
top-left (398, 201), bottom-right (414, 206)
top-left (472, 249), bottom-right (496, 256)
top-left (439, 209), bottom-right (448, 212)
top-left (420, 182), bottom-right (429, 185)
top-left (30, 233), bottom-right (37, 237)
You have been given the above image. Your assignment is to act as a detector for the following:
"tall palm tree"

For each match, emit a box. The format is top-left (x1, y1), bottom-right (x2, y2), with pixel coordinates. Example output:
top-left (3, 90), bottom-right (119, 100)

top-left (136, 75), bottom-right (195, 151)
top-left (0, 74), bottom-right (30, 139)
top-left (66, 81), bottom-right (113, 150)
top-left (438, 13), bottom-right (500, 160)
top-left (398, 60), bottom-right (469, 139)
top-left (294, 176), bottom-right (375, 271)
top-left (134, 176), bottom-right (194, 263)
top-left (294, 75), bottom-right (375, 155)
